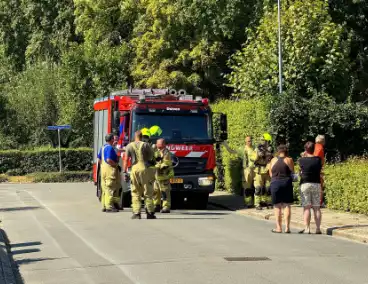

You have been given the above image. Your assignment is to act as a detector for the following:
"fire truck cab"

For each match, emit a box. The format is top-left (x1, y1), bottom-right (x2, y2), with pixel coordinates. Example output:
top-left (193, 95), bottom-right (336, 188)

top-left (93, 89), bottom-right (227, 209)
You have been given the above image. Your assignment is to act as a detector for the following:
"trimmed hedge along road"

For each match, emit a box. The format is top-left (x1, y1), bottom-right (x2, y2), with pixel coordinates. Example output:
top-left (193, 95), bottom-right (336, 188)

top-left (0, 148), bottom-right (92, 175)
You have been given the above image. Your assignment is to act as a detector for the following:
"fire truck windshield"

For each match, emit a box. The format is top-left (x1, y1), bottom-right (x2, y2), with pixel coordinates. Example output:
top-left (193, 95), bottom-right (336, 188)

top-left (131, 112), bottom-right (212, 143)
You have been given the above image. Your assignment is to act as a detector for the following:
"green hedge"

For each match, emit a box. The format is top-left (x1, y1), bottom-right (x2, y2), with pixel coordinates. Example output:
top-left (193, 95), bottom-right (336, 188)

top-left (27, 171), bottom-right (92, 183)
top-left (291, 159), bottom-right (368, 215)
top-left (324, 159), bottom-right (368, 215)
top-left (0, 148), bottom-right (93, 175)
top-left (212, 98), bottom-right (270, 194)
top-left (0, 174), bottom-right (8, 183)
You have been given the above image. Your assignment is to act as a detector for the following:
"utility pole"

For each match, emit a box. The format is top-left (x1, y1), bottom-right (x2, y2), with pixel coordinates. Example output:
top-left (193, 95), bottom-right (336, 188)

top-left (277, 0), bottom-right (283, 94)
top-left (58, 129), bottom-right (62, 173)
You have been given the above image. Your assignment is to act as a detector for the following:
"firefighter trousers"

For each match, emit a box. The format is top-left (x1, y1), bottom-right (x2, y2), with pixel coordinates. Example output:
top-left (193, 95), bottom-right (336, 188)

top-left (130, 166), bottom-right (155, 214)
top-left (153, 181), bottom-right (161, 207)
top-left (153, 180), bottom-right (171, 210)
top-left (101, 165), bottom-right (120, 210)
top-left (243, 167), bottom-right (255, 207)
top-left (254, 172), bottom-right (271, 207)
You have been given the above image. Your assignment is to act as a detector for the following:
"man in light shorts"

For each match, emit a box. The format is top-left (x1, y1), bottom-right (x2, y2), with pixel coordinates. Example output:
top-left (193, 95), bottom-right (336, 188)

top-left (298, 142), bottom-right (323, 234)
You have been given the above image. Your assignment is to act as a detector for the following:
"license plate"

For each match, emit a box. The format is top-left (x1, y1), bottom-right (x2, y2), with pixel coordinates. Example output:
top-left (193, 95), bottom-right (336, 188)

top-left (170, 178), bottom-right (183, 184)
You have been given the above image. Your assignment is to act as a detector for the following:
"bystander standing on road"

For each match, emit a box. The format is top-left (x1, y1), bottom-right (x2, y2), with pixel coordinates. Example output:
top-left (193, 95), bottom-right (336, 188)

top-left (299, 142), bottom-right (323, 234)
top-left (269, 145), bottom-right (294, 233)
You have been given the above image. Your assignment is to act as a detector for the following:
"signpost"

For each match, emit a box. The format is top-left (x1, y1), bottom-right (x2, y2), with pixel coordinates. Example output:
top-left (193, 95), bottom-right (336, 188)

top-left (47, 125), bottom-right (71, 173)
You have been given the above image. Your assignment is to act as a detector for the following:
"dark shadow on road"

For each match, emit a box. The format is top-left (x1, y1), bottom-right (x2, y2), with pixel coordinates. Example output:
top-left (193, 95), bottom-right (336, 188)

top-left (153, 217), bottom-right (222, 220)
top-left (176, 212), bottom-right (229, 216)
top-left (0, 206), bottom-right (41, 212)
top-left (0, 228), bottom-right (25, 284)
top-left (11, 242), bottom-right (42, 248)
top-left (208, 193), bottom-right (245, 211)
top-left (326, 225), bottom-right (368, 236)
top-left (15, 257), bottom-right (64, 266)
top-left (12, 248), bottom-right (41, 255)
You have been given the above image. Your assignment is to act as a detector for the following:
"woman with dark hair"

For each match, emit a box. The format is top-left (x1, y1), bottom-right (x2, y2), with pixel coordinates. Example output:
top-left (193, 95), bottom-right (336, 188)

top-left (269, 145), bottom-right (295, 233)
top-left (299, 141), bottom-right (322, 234)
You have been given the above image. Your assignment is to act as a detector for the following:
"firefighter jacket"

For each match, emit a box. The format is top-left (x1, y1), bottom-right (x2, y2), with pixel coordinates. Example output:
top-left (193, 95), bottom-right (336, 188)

top-left (155, 148), bottom-right (174, 181)
top-left (243, 145), bottom-right (256, 169)
top-left (251, 144), bottom-right (273, 174)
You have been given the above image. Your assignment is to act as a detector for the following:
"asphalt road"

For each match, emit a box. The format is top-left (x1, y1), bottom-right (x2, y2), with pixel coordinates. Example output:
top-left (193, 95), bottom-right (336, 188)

top-left (0, 183), bottom-right (367, 284)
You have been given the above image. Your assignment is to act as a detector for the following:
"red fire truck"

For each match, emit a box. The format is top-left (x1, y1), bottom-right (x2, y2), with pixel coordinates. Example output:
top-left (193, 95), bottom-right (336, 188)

top-left (93, 89), bottom-right (227, 209)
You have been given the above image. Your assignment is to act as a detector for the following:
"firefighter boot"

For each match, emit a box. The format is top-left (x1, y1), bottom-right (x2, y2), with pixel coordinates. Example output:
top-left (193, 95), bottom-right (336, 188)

top-left (146, 208), bottom-right (157, 219)
top-left (106, 208), bottom-right (119, 213)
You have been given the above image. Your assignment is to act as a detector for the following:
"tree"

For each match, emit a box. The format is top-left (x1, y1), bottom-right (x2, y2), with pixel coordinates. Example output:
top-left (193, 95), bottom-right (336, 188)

top-left (130, 0), bottom-right (263, 100)
top-left (2, 62), bottom-right (67, 146)
top-left (328, 0), bottom-right (368, 100)
top-left (0, 0), bottom-right (29, 71)
top-left (23, 0), bottom-right (78, 64)
top-left (227, 0), bottom-right (352, 101)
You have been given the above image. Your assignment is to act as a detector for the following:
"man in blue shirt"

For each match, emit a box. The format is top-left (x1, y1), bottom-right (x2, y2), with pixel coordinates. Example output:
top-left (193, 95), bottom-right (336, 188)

top-left (98, 134), bottom-right (121, 212)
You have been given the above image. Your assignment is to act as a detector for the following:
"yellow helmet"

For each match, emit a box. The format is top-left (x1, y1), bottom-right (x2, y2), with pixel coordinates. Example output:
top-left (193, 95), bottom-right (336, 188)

top-left (149, 125), bottom-right (162, 136)
top-left (263, 132), bottom-right (272, 142)
top-left (141, 128), bottom-right (151, 137)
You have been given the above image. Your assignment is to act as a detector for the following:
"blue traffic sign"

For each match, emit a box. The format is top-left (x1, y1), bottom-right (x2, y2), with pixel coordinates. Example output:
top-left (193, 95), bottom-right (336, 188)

top-left (47, 125), bottom-right (71, 130)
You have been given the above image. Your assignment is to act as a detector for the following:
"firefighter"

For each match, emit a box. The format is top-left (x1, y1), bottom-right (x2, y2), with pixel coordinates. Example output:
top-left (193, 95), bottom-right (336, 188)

top-left (252, 133), bottom-right (273, 210)
top-left (154, 138), bottom-right (174, 213)
top-left (243, 136), bottom-right (256, 208)
top-left (97, 133), bottom-right (121, 213)
top-left (138, 127), bottom-right (161, 211)
top-left (141, 125), bottom-right (164, 212)
top-left (123, 130), bottom-right (156, 219)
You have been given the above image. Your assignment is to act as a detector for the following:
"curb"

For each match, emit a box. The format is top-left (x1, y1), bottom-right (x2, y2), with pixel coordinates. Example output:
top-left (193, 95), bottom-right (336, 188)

top-left (0, 229), bottom-right (16, 284)
top-left (210, 201), bottom-right (368, 245)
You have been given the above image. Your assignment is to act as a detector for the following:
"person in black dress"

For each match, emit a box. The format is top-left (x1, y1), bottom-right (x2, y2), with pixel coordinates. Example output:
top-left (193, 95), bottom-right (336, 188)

top-left (269, 145), bottom-right (295, 233)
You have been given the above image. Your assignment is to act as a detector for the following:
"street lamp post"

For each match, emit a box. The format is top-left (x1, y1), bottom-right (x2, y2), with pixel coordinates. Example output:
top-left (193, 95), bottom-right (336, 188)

top-left (277, 0), bottom-right (283, 94)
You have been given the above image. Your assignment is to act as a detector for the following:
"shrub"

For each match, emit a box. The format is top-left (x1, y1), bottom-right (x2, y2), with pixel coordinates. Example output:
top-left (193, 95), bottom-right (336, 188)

top-left (0, 148), bottom-right (93, 175)
top-left (0, 174), bottom-right (8, 183)
top-left (324, 158), bottom-right (368, 215)
top-left (27, 171), bottom-right (92, 183)
top-left (212, 98), bottom-right (270, 193)
top-left (292, 158), bottom-right (368, 214)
